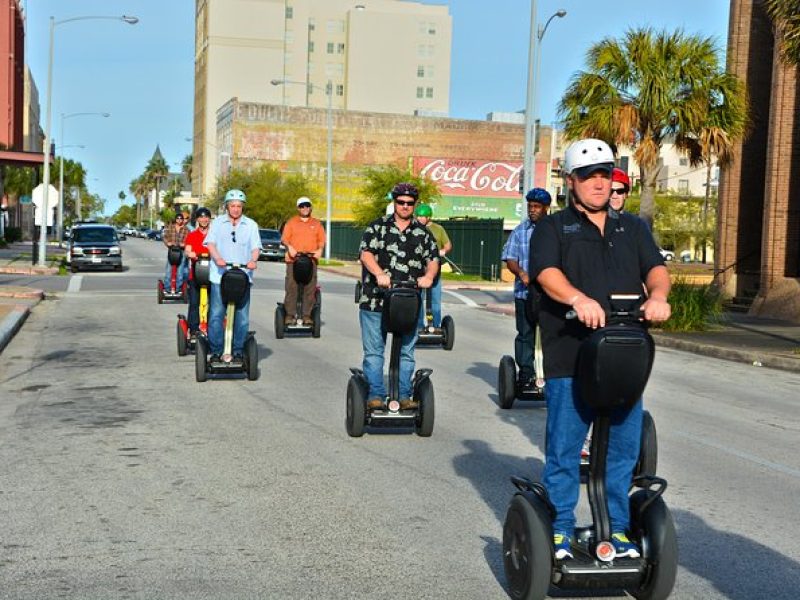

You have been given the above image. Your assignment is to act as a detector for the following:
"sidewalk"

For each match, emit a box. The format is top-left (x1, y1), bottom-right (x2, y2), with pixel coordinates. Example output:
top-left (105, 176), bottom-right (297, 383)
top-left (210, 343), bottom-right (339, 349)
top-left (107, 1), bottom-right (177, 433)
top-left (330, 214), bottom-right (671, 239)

top-left (0, 241), bottom-right (62, 275)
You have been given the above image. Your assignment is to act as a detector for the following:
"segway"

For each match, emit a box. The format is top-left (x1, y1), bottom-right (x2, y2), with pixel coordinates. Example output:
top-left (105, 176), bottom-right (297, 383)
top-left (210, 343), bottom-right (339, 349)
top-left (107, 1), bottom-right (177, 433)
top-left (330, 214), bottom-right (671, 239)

top-left (158, 245), bottom-right (187, 304)
top-left (195, 264), bottom-right (259, 382)
top-left (502, 296), bottom-right (677, 600)
top-left (497, 323), bottom-right (546, 408)
top-left (177, 254), bottom-right (211, 356)
top-left (274, 253), bottom-right (322, 339)
top-left (346, 281), bottom-right (434, 437)
top-left (415, 285), bottom-right (455, 350)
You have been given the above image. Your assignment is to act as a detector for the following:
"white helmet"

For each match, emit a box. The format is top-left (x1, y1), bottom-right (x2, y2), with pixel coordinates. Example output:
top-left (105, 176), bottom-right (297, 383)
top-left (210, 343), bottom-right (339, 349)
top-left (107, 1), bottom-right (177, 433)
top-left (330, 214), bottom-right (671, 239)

top-left (564, 139), bottom-right (615, 178)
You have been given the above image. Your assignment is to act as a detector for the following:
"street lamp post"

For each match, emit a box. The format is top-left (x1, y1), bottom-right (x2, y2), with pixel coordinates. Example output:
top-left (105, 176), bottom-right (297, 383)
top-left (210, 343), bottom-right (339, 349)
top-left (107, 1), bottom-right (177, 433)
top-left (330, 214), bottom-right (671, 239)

top-left (522, 6), bottom-right (566, 195)
top-left (58, 111), bottom-right (109, 240)
top-left (271, 78), bottom-right (334, 261)
top-left (37, 14), bottom-right (138, 267)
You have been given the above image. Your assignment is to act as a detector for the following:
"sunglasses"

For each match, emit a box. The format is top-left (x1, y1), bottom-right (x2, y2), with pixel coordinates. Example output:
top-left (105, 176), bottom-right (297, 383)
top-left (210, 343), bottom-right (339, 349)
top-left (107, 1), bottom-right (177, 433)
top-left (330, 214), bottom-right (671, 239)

top-left (395, 200), bottom-right (416, 207)
top-left (298, 203), bottom-right (311, 208)
top-left (611, 188), bottom-right (628, 196)
top-left (230, 230), bottom-right (236, 243)
top-left (176, 217), bottom-right (184, 221)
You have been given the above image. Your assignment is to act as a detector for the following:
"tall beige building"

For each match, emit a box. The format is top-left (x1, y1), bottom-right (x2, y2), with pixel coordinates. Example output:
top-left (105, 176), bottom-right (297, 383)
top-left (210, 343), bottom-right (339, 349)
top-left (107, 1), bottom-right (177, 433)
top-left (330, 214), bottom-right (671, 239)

top-left (193, 0), bottom-right (452, 196)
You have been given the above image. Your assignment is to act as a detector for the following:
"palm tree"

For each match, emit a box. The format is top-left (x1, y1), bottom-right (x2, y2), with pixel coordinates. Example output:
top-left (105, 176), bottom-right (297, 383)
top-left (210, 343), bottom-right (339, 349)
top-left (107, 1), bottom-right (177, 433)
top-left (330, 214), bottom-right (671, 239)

top-left (181, 154), bottom-right (193, 184)
top-left (765, 0), bottom-right (800, 65)
top-left (129, 175), bottom-right (149, 227)
top-left (559, 28), bottom-right (748, 227)
top-left (144, 154), bottom-right (169, 224)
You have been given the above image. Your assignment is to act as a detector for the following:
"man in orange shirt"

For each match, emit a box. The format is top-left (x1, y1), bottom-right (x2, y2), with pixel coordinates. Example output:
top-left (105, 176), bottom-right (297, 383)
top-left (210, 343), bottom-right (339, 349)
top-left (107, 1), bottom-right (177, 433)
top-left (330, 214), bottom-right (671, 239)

top-left (281, 197), bottom-right (327, 325)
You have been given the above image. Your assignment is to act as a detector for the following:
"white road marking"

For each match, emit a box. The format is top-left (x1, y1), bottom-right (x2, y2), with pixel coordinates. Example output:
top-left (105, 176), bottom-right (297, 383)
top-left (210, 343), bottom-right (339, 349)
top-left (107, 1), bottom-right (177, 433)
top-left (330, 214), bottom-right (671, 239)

top-left (66, 275), bottom-right (82, 294)
top-left (443, 289), bottom-right (479, 307)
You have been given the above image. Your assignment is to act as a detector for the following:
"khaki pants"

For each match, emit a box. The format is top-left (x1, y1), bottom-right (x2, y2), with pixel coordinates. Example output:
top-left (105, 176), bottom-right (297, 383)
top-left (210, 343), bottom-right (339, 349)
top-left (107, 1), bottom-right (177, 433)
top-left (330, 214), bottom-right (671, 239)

top-left (284, 262), bottom-right (317, 319)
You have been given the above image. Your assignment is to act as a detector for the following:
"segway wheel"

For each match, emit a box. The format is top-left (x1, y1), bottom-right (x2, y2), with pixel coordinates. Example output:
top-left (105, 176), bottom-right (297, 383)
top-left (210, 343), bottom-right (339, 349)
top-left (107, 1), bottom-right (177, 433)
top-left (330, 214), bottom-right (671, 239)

top-left (245, 335), bottom-right (259, 381)
top-left (315, 288), bottom-right (322, 311)
top-left (311, 306), bottom-right (321, 339)
top-left (498, 355), bottom-right (517, 409)
top-left (630, 492), bottom-right (678, 600)
top-left (441, 315), bottom-right (455, 351)
top-left (635, 410), bottom-right (658, 478)
top-left (157, 281), bottom-right (164, 304)
top-left (177, 320), bottom-right (188, 356)
top-left (414, 377), bottom-right (435, 437)
top-left (503, 494), bottom-right (553, 600)
top-left (346, 376), bottom-right (367, 437)
top-left (274, 305), bottom-right (286, 339)
top-left (195, 336), bottom-right (208, 383)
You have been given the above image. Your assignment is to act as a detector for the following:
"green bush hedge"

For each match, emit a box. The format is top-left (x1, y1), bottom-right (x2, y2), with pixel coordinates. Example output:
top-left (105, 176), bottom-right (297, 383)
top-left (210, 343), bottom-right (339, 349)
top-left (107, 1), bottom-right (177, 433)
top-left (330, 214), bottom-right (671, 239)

top-left (3, 227), bottom-right (22, 243)
top-left (662, 278), bottom-right (722, 331)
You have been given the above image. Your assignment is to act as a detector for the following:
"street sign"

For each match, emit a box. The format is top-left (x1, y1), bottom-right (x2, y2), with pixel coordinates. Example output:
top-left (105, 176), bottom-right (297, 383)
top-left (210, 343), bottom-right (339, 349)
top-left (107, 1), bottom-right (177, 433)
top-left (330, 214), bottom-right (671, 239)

top-left (32, 184), bottom-right (58, 226)
top-left (19, 195), bottom-right (32, 204)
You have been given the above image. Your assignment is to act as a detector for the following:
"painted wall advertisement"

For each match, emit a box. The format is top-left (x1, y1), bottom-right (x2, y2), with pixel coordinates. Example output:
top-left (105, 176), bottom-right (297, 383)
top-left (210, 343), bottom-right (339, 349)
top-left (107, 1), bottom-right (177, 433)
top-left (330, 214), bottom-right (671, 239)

top-left (412, 157), bottom-right (547, 226)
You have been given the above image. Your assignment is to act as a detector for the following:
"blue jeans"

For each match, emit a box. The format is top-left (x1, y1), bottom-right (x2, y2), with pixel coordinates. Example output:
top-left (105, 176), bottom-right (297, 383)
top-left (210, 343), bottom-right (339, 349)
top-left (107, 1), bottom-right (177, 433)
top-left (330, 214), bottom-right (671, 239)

top-left (208, 282), bottom-right (251, 355)
top-left (542, 377), bottom-right (642, 534)
top-left (360, 309), bottom-right (417, 399)
top-left (514, 298), bottom-right (534, 380)
top-left (163, 256), bottom-right (188, 291)
top-left (417, 280), bottom-right (443, 329)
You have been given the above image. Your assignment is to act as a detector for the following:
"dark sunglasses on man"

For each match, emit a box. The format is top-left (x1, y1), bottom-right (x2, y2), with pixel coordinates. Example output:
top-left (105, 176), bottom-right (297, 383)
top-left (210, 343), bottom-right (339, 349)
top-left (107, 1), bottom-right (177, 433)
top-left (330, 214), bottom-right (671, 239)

top-left (395, 200), bottom-right (416, 207)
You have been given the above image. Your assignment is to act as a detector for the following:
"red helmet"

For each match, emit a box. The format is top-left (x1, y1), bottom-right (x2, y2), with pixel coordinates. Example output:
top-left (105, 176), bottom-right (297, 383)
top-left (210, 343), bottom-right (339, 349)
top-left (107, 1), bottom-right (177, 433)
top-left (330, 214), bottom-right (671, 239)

top-left (612, 168), bottom-right (630, 189)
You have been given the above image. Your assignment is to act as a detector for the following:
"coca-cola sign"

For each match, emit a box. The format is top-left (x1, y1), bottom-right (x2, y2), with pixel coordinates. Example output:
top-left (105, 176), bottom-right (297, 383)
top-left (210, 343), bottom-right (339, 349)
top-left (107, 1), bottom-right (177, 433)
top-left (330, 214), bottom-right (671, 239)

top-left (414, 157), bottom-right (522, 198)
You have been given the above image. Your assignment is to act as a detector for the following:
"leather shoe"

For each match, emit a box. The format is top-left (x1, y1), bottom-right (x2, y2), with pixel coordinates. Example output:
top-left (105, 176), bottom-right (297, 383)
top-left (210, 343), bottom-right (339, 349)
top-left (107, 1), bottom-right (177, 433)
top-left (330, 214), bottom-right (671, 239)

top-left (399, 398), bottom-right (418, 410)
top-left (366, 398), bottom-right (385, 410)
top-left (284, 315), bottom-right (295, 326)
top-left (302, 317), bottom-right (314, 326)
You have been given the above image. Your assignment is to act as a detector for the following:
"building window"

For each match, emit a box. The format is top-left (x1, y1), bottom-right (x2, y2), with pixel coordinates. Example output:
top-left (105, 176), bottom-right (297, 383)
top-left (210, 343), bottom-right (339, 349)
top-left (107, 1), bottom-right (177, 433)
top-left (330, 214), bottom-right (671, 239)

top-left (419, 21), bottom-right (436, 35)
top-left (327, 42), bottom-right (334, 54)
top-left (417, 65), bottom-right (425, 78)
top-left (337, 42), bottom-right (345, 54)
top-left (679, 158), bottom-right (688, 166)
top-left (416, 87), bottom-right (424, 99)
top-left (286, 32), bottom-right (294, 44)
top-left (428, 23), bottom-right (437, 35)
top-left (325, 63), bottom-right (344, 77)
top-left (327, 19), bottom-right (344, 33)
top-left (308, 19), bottom-right (315, 31)
top-left (308, 41), bottom-right (314, 52)
top-left (336, 84), bottom-right (344, 96)
top-left (286, 6), bottom-right (293, 19)
top-left (426, 87), bottom-right (434, 98)
top-left (426, 65), bottom-right (434, 78)
top-left (678, 179), bottom-right (690, 194)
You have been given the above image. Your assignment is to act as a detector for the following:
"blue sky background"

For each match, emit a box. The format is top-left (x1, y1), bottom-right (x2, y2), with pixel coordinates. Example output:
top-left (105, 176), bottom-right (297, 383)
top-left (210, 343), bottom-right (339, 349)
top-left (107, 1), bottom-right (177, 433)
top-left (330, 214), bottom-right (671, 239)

top-left (24, 0), bottom-right (730, 216)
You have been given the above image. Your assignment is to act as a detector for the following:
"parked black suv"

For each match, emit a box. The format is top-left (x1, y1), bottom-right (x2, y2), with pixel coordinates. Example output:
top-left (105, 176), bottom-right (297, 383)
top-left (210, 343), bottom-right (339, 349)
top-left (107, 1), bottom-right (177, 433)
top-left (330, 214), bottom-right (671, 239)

top-left (68, 224), bottom-right (123, 273)
top-left (259, 228), bottom-right (286, 261)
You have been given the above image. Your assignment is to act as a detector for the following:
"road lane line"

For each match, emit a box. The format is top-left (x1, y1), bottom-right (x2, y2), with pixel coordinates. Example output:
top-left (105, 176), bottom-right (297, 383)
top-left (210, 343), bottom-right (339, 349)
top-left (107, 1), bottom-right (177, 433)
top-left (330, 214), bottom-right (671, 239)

top-left (673, 430), bottom-right (800, 479)
top-left (443, 289), bottom-right (478, 307)
top-left (66, 275), bottom-right (82, 294)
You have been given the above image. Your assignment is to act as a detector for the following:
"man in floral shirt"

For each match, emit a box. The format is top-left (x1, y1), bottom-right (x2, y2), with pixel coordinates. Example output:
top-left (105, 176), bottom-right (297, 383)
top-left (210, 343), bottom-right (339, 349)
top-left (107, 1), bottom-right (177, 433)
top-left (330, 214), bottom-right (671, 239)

top-left (358, 182), bottom-right (439, 410)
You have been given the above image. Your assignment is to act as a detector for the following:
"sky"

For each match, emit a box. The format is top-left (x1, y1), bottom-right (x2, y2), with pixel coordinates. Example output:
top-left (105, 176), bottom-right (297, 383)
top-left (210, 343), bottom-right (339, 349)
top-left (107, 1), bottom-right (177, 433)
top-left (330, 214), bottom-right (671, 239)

top-left (24, 0), bottom-right (731, 216)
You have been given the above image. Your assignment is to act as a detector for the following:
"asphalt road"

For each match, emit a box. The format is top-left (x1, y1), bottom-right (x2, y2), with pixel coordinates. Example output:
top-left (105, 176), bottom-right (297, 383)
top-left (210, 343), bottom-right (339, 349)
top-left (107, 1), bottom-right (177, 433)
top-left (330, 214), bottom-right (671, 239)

top-left (0, 237), bottom-right (798, 599)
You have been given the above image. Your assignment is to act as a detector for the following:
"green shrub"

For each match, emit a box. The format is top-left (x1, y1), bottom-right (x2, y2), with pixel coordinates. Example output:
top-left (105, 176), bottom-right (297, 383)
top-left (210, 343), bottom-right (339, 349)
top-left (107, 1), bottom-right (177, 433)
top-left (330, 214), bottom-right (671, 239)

top-left (4, 227), bottom-right (22, 243)
top-left (661, 278), bottom-right (722, 331)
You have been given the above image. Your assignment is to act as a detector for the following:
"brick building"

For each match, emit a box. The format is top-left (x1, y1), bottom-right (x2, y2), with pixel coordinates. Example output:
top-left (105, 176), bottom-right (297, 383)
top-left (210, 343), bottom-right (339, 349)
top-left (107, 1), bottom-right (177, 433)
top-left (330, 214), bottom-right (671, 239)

top-left (717, 0), bottom-right (800, 322)
top-left (215, 98), bottom-right (557, 227)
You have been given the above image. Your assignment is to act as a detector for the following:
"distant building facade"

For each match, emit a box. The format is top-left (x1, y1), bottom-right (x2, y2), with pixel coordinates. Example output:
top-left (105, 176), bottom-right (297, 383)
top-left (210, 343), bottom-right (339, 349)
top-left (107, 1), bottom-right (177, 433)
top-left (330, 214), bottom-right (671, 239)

top-left (194, 0), bottom-right (452, 198)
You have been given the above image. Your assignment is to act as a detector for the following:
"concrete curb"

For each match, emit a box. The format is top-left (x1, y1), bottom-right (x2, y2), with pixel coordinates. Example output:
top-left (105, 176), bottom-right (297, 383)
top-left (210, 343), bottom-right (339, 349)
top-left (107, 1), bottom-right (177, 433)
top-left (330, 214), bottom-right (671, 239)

top-left (0, 305), bottom-right (31, 355)
top-left (0, 287), bottom-right (46, 300)
top-left (0, 266), bottom-right (59, 275)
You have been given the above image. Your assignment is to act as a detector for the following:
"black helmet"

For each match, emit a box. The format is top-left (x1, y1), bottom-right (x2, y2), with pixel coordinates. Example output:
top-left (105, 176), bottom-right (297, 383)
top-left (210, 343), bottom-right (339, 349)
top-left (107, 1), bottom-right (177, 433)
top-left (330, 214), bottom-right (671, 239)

top-left (391, 182), bottom-right (419, 200)
top-left (195, 207), bottom-right (212, 219)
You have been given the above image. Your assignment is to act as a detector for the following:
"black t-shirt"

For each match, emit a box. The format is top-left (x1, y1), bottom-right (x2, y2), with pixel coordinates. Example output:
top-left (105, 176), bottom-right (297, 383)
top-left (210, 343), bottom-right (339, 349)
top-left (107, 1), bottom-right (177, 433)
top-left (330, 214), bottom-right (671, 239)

top-left (358, 214), bottom-right (438, 312)
top-left (530, 206), bottom-right (664, 378)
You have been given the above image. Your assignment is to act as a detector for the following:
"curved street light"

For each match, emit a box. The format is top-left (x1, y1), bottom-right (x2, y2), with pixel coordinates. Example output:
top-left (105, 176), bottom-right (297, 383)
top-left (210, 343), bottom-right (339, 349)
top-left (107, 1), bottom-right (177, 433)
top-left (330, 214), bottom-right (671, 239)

top-left (522, 6), bottom-right (566, 196)
top-left (38, 14), bottom-right (138, 266)
top-left (271, 78), bottom-right (334, 261)
top-left (58, 112), bottom-right (110, 240)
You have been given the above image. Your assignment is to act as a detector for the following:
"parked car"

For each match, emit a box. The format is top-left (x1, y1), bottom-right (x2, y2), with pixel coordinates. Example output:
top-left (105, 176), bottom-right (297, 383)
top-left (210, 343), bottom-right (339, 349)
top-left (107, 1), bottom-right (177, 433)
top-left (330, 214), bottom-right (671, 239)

top-left (259, 228), bottom-right (286, 261)
top-left (68, 224), bottom-right (123, 273)
top-left (147, 228), bottom-right (163, 241)
top-left (659, 248), bottom-right (675, 261)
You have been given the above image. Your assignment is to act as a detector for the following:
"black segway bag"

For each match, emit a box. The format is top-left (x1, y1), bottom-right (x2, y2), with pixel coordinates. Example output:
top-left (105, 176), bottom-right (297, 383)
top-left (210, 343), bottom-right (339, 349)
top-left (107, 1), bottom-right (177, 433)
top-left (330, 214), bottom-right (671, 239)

top-left (220, 268), bottom-right (250, 305)
top-left (576, 323), bottom-right (654, 411)
top-left (167, 245), bottom-right (183, 266)
top-left (193, 257), bottom-right (211, 286)
top-left (293, 254), bottom-right (314, 286)
top-left (382, 288), bottom-right (420, 335)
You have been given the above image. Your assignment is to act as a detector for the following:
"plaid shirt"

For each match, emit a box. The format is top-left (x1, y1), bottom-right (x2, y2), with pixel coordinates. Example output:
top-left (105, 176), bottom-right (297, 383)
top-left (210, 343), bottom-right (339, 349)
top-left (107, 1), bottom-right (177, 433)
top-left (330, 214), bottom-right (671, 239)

top-left (501, 218), bottom-right (535, 299)
top-left (163, 225), bottom-right (188, 247)
top-left (358, 214), bottom-right (438, 311)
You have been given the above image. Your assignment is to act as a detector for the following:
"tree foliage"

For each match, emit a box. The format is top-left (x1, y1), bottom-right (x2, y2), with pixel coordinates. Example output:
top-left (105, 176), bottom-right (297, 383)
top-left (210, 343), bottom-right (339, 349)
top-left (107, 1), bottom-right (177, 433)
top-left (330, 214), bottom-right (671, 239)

top-left (765, 0), bottom-right (800, 65)
top-left (352, 165), bottom-right (441, 227)
top-left (213, 164), bottom-right (316, 229)
top-left (558, 28), bottom-right (748, 228)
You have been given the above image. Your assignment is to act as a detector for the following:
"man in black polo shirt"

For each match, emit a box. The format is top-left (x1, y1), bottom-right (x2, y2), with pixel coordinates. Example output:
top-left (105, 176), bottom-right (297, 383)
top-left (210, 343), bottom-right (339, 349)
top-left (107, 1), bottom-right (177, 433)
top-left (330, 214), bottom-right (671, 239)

top-left (530, 138), bottom-right (671, 561)
top-left (358, 182), bottom-right (439, 410)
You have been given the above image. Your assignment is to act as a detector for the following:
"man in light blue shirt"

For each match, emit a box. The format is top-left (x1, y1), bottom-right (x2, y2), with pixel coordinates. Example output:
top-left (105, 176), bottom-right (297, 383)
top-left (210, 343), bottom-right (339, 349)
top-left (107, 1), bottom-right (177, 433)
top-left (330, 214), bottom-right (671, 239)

top-left (205, 189), bottom-right (261, 363)
top-left (501, 187), bottom-right (551, 386)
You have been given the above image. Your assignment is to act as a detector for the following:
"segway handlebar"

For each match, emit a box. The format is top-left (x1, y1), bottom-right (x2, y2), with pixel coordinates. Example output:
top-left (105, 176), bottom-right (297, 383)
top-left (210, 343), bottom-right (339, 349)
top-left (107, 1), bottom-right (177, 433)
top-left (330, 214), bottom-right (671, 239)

top-left (565, 294), bottom-right (645, 322)
top-left (565, 307), bottom-right (645, 321)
